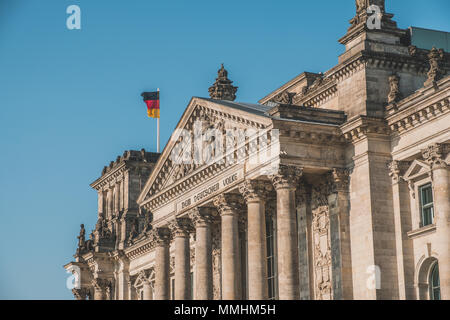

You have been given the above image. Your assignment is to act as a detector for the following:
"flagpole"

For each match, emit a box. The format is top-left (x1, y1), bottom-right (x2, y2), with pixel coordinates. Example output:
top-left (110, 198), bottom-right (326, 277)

top-left (157, 88), bottom-right (160, 153)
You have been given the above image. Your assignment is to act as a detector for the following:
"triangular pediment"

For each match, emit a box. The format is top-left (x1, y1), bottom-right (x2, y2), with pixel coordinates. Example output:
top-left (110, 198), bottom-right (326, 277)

top-left (137, 97), bottom-right (272, 206)
top-left (403, 159), bottom-right (431, 181)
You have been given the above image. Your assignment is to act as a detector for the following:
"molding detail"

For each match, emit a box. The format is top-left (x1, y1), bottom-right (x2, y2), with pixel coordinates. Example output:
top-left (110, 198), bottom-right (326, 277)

top-left (269, 165), bottom-right (303, 190)
top-left (238, 180), bottom-right (273, 203)
top-left (213, 193), bottom-right (244, 216)
top-left (188, 207), bottom-right (216, 228)
top-left (421, 143), bottom-right (449, 170)
top-left (168, 218), bottom-right (194, 238)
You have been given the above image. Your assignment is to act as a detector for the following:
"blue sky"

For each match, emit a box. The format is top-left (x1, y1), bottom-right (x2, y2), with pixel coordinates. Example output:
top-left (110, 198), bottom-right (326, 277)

top-left (0, 0), bottom-right (448, 300)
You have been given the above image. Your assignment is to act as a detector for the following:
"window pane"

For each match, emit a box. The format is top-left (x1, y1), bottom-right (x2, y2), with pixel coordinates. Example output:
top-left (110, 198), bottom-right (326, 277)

top-left (420, 184), bottom-right (434, 226)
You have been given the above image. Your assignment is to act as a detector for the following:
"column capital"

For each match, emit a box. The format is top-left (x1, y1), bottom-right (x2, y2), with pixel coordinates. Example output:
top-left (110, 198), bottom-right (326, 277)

top-left (388, 160), bottom-right (411, 185)
top-left (72, 288), bottom-right (89, 300)
top-left (422, 143), bottom-right (449, 170)
top-left (188, 207), bottom-right (216, 228)
top-left (150, 227), bottom-right (171, 246)
top-left (168, 218), bottom-right (194, 238)
top-left (213, 193), bottom-right (244, 216)
top-left (137, 270), bottom-right (152, 285)
top-left (327, 168), bottom-right (350, 192)
top-left (91, 278), bottom-right (110, 291)
top-left (238, 179), bottom-right (273, 203)
top-left (269, 165), bottom-right (303, 190)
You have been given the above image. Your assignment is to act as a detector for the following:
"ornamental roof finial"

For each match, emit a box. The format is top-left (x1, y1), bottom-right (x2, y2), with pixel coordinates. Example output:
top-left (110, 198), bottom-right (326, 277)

top-left (208, 64), bottom-right (238, 101)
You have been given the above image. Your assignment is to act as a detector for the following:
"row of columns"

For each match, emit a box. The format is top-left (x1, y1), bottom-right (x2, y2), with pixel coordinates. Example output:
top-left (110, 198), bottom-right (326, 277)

top-left (150, 165), bottom-right (304, 300)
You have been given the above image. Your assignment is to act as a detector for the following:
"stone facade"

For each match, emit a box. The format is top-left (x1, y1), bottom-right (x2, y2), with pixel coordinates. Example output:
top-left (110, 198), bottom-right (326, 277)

top-left (65, 1), bottom-right (449, 300)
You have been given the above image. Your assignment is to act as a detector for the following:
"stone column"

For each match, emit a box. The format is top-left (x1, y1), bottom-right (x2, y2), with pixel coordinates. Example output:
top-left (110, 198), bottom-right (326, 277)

top-left (239, 180), bottom-right (272, 300)
top-left (128, 280), bottom-right (137, 300)
top-left (114, 182), bottom-right (120, 215)
top-left (143, 281), bottom-right (153, 300)
top-left (296, 182), bottom-right (312, 300)
top-left (422, 143), bottom-right (450, 299)
top-left (152, 227), bottom-right (171, 300)
top-left (388, 161), bottom-right (415, 300)
top-left (92, 279), bottom-right (109, 300)
top-left (327, 169), bottom-right (354, 300)
top-left (213, 193), bottom-right (244, 300)
top-left (169, 218), bottom-right (193, 300)
top-left (270, 165), bottom-right (302, 300)
top-left (116, 252), bottom-right (130, 300)
top-left (98, 190), bottom-right (104, 219)
top-left (189, 207), bottom-right (215, 300)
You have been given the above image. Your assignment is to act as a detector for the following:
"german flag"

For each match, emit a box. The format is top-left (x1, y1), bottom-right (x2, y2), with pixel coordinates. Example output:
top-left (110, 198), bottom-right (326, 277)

top-left (141, 91), bottom-right (160, 118)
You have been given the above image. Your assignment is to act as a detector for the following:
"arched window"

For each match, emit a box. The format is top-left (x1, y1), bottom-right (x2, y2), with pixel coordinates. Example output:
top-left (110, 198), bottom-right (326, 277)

top-left (429, 263), bottom-right (441, 300)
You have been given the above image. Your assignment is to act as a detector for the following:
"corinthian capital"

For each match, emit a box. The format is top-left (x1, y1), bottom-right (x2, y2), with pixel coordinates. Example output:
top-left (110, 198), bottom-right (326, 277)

top-left (269, 165), bottom-right (303, 190)
top-left (388, 160), bottom-right (411, 184)
top-left (238, 180), bottom-right (273, 203)
top-left (188, 207), bottom-right (216, 228)
top-left (149, 227), bottom-right (171, 246)
top-left (91, 278), bottom-right (110, 291)
top-left (72, 288), bottom-right (88, 300)
top-left (168, 217), bottom-right (193, 238)
top-left (422, 143), bottom-right (449, 169)
top-left (213, 193), bottom-right (244, 216)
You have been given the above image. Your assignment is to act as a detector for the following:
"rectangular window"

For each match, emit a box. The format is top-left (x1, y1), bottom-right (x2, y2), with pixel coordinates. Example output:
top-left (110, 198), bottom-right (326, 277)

top-left (420, 183), bottom-right (434, 227)
top-left (266, 214), bottom-right (277, 300)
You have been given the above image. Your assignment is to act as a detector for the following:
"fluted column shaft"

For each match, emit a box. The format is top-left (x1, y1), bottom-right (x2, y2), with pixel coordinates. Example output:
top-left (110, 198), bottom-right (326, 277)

top-left (270, 165), bottom-right (302, 300)
top-left (239, 180), bottom-right (270, 300)
top-left (153, 228), bottom-right (171, 300)
top-left (170, 218), bottom-right (192, 300)
top-left (214, 194), bottom-right (243, 300)
top-left (190, 208), bottom-right (214, 300)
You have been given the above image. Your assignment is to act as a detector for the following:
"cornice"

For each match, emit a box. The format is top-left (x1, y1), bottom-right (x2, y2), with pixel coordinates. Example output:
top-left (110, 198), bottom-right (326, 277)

top-left (124, 238), bottom-right (155, 260)
top-left (387, 76), bottom-right (450, 134)
top-left (90, 163), bottom-right (127, 191)
top-left (341, 116), bottom-right (390, 142)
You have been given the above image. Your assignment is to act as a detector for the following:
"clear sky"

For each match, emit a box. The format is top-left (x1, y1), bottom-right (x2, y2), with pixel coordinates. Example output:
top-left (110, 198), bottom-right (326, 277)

top-left (0, 0), bottom-right (448, 300)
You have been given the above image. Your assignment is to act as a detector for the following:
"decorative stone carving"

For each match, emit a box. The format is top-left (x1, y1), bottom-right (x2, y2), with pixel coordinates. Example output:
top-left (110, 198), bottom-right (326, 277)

top-left (422, 143), bottom-right (449, 169)
top-left (270, 91), bottom-right (296, 105)
top-left (188, 207), bottom-right (215, 228)
top-left (408, 45), bottom-right (417, 57)
top-left (269, 165), bottom-right (303, 190)
top-left (92, 278), bottom-right (111, 299)
top-left (388, 161), bottom-right (411, 184)
top-left (328, 168), bottom-right (350, 193)
top-left (72, 288), bottom-right (89, 300)
top-left (238, 180), bottom-right (272, 203)
top-left (425, 47), bottom-right (445, 87)
top-left (208, 64), bottom-right (238, 101)
top-left (127, 218), bottom-right (139, 245)
top-left (211, 221), bottom-right (222, 300)
top-left (149, 227), bottom-right (171, 246)
top-left (388, 74), bottom-right (402, 104)
top-left (169, 256), bottom-right (175, 275)
top-left (190, 248), bottom-right (195, 272)
top-left (213, 193), bottom-right (244, 216)
top-left (311, 183), bottom-right (332, 300)
top-left (355, 0), bottom-right (385, 13)
top-left (168, 217), bottom-right (194, 238)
